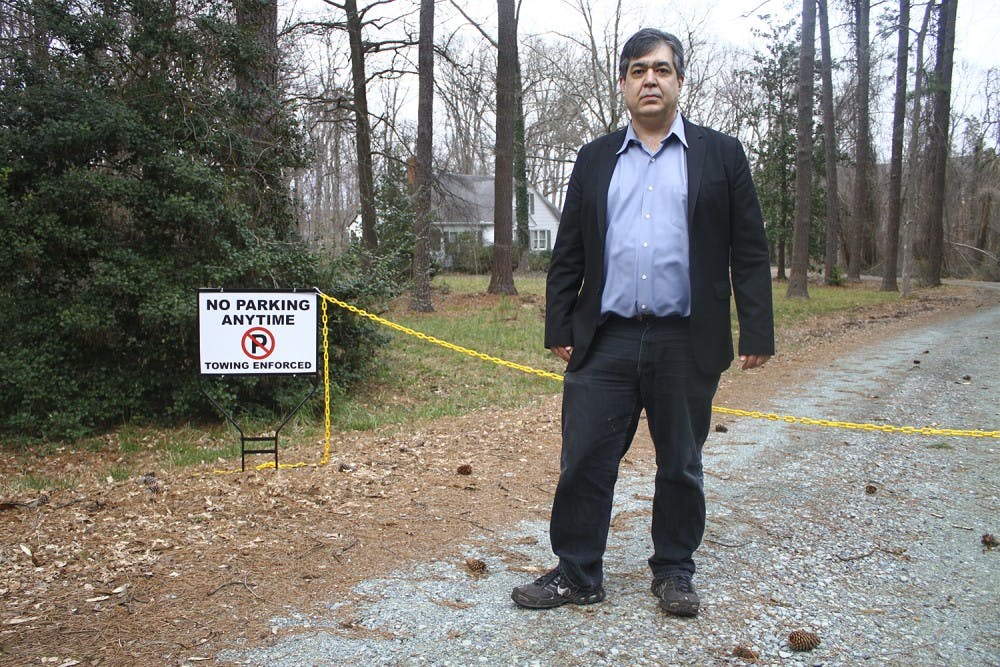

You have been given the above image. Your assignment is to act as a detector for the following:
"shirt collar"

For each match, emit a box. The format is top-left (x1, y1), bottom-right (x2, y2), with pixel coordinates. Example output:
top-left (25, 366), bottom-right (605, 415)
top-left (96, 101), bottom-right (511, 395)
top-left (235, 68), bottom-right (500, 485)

top-left (617, 112), bottom-right (688, 155)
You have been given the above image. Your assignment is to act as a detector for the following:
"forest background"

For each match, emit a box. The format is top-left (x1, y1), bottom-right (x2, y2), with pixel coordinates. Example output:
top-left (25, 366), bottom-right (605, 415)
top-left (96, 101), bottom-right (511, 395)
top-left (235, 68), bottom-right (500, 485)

top-left (1, 0), bottom-right (997, 441)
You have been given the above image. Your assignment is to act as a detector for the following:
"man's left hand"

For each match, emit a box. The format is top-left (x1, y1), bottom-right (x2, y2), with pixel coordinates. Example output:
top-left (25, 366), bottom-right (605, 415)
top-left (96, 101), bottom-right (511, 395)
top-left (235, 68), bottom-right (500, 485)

top-left (738, 354), bottom-right (771, 370)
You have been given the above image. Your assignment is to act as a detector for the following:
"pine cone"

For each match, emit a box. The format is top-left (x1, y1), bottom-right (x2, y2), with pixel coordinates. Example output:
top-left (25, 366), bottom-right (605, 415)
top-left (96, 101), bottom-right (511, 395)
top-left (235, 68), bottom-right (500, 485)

top-left (788, 629), bottom-right (821, 651)
top-left (456, 464), bottom-right (473, 475)
top-left (464, 557), bottom-right (487, 574)
top-left (732, 644), bottom-right (759, 662)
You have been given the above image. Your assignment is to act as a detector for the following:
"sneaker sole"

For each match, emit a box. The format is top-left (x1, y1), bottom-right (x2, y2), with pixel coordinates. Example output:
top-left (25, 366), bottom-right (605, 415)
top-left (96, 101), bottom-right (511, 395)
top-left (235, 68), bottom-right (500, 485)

top-left (658, 599), bottom-right (699, 617)
top-left (511, 588), bottom-right (606, 609)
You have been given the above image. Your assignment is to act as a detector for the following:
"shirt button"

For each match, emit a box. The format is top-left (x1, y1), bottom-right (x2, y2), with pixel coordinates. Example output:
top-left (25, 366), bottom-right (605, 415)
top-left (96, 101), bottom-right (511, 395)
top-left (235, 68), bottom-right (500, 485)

top-left (647, 185), bottom-right (654, 191)
top-left (640, 304), bottom-right (648, 310)
top-left (642, 242), bottom-right (649, 248)
top-left (644, 213), bottom-right (651, 219)
top-left (641, 274), bottom-right (647, 280)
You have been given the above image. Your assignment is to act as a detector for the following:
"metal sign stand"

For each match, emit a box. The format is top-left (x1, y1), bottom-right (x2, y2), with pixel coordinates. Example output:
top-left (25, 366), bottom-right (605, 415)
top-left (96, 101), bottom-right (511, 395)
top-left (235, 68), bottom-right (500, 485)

top-left (199, 380), bottom-right (318, 471)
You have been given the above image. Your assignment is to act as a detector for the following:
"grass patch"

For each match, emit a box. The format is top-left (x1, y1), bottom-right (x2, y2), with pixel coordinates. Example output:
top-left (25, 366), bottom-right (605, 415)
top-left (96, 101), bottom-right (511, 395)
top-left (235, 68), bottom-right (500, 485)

top-left (324, 274), bottom-right (561, 432)
top-left (927, 441), bottom-right (955, 450)
top-left (11, 473), bottom-right (76, 493)
top-left (772, 281), bottom-right (898, 321)
top-left (319, 275), bottom-right (913, 435)
top-left (108, 463), bottom-right (132, 482)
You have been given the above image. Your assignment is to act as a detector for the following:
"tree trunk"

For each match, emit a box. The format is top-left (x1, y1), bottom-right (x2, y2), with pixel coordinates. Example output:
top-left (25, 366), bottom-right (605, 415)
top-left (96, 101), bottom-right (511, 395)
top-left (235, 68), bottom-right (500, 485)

top-left (881, 0), bottom-right (910, 292)
top-left (776, 240), bottom-right (787, 280)
top-left (903, 2), bottom-right (933, 211)
top-left (849, 0), bottom-right (872, 282)
top-left (818, 0), bottom-right (842, 285)
top-left (344, 0), bottom-right (378, 255)
top-left (410, 0), bottom-right (434, 312)
top-left (787, 0), bottom-right (817, 298)
top-left (922, 0), bottom-right (957, 286)
top-left (514, 51), bottom-right (531, 274)
top-left (488, 0), bottom-right (517, 295)
top-left (901, 218), bottom-right (914, 296)
top-left (232, 0), bottom-right (281, 228)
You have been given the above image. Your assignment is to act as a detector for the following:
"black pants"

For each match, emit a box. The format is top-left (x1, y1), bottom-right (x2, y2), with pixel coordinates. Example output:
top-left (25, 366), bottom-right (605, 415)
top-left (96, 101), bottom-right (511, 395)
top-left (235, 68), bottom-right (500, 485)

top-left (550, 315), bottom-right (720, 590)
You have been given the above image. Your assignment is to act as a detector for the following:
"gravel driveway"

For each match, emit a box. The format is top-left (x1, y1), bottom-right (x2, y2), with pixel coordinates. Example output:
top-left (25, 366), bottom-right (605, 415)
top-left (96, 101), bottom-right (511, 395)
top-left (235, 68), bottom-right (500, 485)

top-left (219, 302), bottom-right (999, 667)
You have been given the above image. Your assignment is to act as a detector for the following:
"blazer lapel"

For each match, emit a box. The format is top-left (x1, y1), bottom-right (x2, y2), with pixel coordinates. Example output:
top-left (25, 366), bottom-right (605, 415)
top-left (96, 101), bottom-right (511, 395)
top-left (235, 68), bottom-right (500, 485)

top-left (594, 129), bottom-right (626, 240)
top-left (683, 118), bottom-right (706, 226)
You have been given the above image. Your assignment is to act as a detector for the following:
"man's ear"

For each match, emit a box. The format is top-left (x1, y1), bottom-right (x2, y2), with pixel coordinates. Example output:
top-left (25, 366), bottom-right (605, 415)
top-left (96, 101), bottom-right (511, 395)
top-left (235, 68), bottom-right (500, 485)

top-left (618, 77), bottom-right (625, 94)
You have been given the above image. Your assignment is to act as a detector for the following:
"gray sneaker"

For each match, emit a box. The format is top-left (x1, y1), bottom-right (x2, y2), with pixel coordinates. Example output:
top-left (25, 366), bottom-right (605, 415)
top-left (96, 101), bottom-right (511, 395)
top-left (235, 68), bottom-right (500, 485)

top-left (511, 567), bottom-right (606, 609)
top-left (651, 574), bottom-right (700, 616)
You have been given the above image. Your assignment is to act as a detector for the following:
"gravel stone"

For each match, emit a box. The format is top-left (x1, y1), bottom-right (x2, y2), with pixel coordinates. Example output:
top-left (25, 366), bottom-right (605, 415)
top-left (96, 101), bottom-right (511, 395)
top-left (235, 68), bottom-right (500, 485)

top-left (219, 303), bottom-right (999, 666)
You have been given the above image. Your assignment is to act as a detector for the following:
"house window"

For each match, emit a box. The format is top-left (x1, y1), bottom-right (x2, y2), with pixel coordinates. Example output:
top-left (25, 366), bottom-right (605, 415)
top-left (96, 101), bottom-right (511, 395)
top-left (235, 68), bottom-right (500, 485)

top-left (530, 229), bottom-right (551, 251)
top-left (528, 193), bottom-right (535, 215)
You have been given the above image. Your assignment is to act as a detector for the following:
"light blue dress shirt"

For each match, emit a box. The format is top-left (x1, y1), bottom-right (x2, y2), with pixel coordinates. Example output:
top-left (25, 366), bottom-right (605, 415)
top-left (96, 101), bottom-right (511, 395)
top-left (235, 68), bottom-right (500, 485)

top-left (601, 113), bottom-right (690, 319)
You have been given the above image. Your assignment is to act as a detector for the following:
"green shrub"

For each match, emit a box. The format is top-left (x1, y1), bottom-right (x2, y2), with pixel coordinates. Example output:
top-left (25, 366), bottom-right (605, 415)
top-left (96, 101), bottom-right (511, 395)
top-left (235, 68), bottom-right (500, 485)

top-left (0, 0), bottom-right (388, 440)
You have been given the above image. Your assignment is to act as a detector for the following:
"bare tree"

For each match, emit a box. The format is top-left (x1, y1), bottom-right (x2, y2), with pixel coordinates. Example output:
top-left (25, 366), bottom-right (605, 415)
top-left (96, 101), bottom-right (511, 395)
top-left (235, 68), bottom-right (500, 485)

top-left (787, 0), bottom-right (817, 298)
top-left (434, 38), bottom-right (496, 174)
top-left (818, 0), bottom-right (842, 285)
top-left (342, 0), bottom-right (378, 254)
top-left (410, 0), bottom-right (434, 311)
top-left (519, 36), bottom-right (592, 207)
top-left (881, 0), bottom-right (910, 291)
top-left (558, 0), bottom-right (626, 136)
top-left (488, 0), bottom-right (517, 295)
top-left (922, 0), bottom-right (957, 286)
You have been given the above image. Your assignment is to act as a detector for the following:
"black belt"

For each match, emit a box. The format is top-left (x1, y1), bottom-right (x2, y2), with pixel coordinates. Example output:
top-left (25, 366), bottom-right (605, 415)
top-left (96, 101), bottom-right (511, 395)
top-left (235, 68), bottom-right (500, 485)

top-left (606, 312), bottom-right (688, 324)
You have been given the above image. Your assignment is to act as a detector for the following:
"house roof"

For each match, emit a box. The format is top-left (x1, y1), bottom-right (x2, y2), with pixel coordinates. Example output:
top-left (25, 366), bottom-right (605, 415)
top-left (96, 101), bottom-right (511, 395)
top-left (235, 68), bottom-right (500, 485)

top-left (434, 173), bottom-right (494, 223)
top-left (432, 173), bottom-right (561, 225)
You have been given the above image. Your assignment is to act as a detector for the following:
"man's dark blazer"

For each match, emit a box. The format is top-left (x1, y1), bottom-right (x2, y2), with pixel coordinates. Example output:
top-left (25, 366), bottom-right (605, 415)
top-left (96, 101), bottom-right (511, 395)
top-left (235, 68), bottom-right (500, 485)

top-left (545, 117), bottom-right (775, 376)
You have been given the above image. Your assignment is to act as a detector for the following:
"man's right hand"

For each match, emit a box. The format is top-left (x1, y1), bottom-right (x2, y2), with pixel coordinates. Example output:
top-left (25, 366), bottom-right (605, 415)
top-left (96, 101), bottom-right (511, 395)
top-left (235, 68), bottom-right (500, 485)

top-left (551, 346), bottom-right (573, 363)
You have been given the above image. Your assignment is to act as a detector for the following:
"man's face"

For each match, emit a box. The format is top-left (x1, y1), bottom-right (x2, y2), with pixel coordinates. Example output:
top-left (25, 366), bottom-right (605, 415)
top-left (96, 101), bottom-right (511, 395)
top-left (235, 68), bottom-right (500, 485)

top-left (618, 43), bottom-right (684, 125)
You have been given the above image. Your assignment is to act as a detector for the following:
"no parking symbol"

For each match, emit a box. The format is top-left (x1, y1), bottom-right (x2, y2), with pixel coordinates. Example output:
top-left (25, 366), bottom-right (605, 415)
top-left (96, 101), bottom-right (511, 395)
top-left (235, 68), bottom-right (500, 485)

top-left (241, 327), bottom-right (275, 360)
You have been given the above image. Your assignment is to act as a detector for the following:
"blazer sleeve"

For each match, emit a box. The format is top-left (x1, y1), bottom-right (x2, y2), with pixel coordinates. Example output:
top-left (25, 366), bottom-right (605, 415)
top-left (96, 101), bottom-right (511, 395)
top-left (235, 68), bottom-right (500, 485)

top-left (544, 150), bottom-right (587, 349)
top-left (728, 138), bottom-right (775, 357)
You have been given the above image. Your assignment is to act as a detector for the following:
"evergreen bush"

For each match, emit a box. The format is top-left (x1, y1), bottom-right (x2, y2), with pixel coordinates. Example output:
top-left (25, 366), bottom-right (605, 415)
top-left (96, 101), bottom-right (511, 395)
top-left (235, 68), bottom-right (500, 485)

top-left (0, 0), bottom-right (386, 440)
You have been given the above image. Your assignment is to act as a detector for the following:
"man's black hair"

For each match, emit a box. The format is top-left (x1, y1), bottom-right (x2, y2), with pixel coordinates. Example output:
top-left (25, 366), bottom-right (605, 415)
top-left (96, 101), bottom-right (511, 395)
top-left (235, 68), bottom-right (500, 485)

top-left (618, 28), bottom-right (685, 80)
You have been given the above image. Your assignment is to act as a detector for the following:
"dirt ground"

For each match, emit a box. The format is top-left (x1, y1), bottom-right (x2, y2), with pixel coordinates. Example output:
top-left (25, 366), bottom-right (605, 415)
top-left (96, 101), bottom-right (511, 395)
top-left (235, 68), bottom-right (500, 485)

top-left (1, 281), bottom-right (997, 667)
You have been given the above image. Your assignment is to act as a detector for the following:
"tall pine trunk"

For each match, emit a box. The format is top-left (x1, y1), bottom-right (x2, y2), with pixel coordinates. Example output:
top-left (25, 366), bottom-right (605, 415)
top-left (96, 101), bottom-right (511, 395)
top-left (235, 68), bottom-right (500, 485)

top-left (901, 1), bottom-right (935, 296)
top-left (818, 0), bottom-right (841, 285)
top-left (410, 0), bottom-right (434, 311)
top-left (488, 0), bottom-right (517, 295)
top-left (922, 0), bottom-right (957, 286)
top-left (881, 0), bottom-right (910, 291)
top-left (787, 0), bottom-right (817, 298)
top-left (849, 0), bottom-right (872, 282)
top-left (232, 0), bottom-right (282, 229)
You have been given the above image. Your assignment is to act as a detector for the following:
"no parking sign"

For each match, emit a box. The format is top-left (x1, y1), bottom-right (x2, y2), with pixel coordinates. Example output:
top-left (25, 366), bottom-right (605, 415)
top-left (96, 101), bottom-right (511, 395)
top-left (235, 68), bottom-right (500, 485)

top-left (198, 289), bottom-right (318, 375)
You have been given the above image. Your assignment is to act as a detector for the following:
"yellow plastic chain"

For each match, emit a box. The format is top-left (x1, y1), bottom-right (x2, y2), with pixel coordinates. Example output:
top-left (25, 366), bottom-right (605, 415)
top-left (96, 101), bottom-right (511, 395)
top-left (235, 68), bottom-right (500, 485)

top-left (318, 291), bottom-right (999, 441)
top-left (202, 290), bottom-right (997, 475)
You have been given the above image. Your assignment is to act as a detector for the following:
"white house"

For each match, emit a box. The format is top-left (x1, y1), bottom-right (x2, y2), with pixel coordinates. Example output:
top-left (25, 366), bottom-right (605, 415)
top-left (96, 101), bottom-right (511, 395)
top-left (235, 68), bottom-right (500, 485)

top-left (431, 173), bottom-right (561, 264)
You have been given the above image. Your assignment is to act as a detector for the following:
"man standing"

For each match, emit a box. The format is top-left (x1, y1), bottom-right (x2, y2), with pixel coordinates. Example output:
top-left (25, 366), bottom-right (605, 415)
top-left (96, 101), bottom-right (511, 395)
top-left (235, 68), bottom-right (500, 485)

top-left (511, 28), bottom-right (774, 617)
